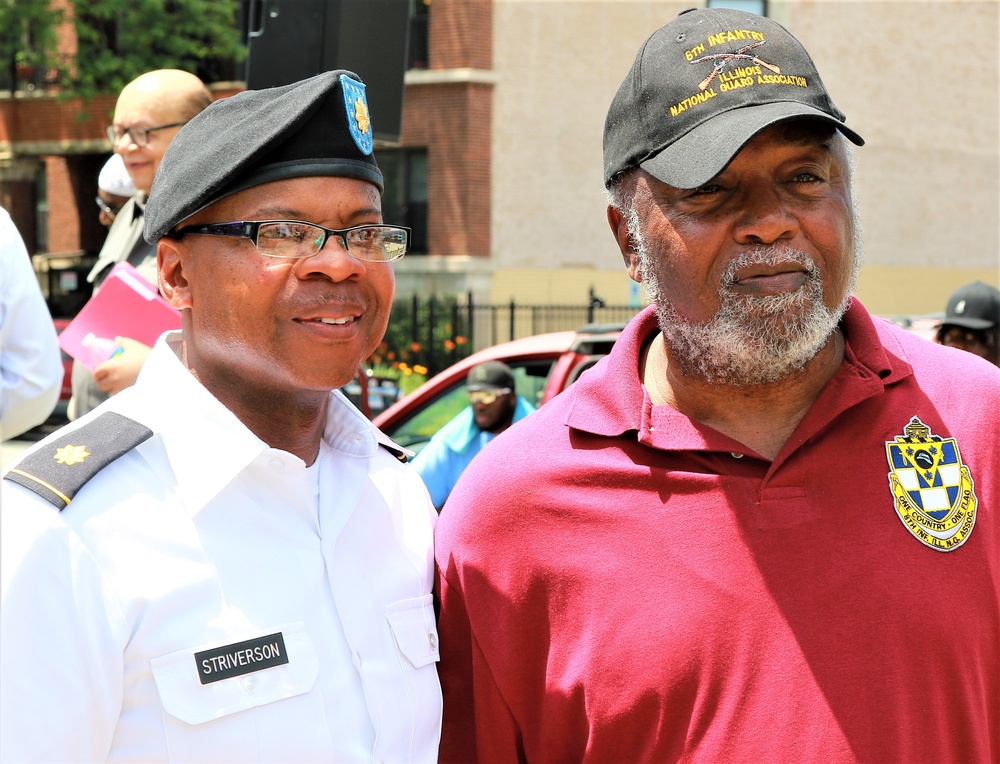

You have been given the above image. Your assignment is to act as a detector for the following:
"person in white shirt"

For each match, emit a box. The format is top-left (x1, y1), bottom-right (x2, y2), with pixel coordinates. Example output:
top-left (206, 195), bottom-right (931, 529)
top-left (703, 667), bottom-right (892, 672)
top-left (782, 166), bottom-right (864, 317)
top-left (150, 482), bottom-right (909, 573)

top-left (0, 206), bottom-right (62, 440)
top-left (1, 70), bottom-right (441, 762)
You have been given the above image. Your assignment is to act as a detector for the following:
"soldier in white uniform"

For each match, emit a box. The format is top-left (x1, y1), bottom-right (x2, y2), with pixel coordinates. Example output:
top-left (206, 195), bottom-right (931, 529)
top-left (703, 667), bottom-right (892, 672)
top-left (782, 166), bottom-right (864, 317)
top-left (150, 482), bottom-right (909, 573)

top-left (1, 70), bottom-right (441, 762)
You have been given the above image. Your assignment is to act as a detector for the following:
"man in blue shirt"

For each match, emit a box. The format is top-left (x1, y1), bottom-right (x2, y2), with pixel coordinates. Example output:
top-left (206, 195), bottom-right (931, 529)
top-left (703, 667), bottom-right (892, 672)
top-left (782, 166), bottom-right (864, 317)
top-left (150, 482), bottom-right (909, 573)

top-left (413, 361), bottom-right (534, 510)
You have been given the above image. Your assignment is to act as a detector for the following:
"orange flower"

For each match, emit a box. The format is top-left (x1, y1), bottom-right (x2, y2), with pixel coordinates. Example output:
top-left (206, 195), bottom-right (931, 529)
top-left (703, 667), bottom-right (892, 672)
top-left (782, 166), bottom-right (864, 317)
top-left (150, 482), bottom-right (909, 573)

top-left (455, 336), bottom-right (467, 345)
top-left (410, 342), bottom-right (422, 352)
top-left (444, 339), bottom-right (456, 351)
top-left (414, 365), bottom-right (428, 375)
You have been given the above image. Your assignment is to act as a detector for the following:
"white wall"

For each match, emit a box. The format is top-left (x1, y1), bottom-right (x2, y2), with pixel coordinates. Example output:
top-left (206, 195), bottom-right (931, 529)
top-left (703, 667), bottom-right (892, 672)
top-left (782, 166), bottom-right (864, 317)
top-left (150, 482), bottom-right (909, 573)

top-left (489, 0), bottom-right (999, 313)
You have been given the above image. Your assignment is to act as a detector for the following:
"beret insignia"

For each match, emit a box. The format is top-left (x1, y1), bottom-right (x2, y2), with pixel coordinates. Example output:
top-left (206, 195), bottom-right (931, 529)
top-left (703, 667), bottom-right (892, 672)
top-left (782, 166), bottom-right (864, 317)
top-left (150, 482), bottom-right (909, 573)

top-left (341, 75), bottom-right (374, 155)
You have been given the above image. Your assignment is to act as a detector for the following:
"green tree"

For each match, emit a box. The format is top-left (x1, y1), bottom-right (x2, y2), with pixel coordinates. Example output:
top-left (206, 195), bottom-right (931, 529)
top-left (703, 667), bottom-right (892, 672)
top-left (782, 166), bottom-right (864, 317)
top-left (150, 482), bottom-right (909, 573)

top-left (0, 0), bottom-right (65, 86)
top-left (1, 0), bottom-right (246, 97)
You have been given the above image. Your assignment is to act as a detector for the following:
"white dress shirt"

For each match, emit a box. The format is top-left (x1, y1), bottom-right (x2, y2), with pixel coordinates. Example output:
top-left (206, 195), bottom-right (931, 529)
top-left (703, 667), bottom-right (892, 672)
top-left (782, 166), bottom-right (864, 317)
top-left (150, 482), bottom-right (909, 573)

top-left (1, 332), bottom-right (441, 762)
top-left (0, 207), bottom-right (62, 439)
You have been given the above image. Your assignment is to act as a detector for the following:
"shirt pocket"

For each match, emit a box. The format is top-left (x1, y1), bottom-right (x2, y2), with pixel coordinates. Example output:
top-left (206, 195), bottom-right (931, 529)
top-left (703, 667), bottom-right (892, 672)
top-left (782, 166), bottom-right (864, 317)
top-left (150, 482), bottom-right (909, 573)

top-left (385, 594), bottom-right (440, 669)
top-left (150, 621), bottom-right (319, 725)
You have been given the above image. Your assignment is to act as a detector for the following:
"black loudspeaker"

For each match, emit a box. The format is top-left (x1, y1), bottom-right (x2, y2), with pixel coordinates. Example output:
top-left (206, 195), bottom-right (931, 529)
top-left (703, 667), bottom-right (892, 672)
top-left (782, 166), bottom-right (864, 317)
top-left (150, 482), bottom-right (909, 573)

top-left (245, 0), bottom-right (411, 143)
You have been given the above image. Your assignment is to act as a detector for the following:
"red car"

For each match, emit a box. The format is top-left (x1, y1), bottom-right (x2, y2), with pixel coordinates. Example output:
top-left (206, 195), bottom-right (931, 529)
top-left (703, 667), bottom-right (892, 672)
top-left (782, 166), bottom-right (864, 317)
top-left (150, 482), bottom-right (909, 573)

top-left (372, 323), bottom-right (624, 454)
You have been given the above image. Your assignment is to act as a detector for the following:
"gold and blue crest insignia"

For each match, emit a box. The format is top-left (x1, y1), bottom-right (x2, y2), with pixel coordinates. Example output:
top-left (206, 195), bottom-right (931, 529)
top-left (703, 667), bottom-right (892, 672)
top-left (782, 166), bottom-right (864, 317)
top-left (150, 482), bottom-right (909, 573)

top-left (341, 75), bottom-right (373, 156)
top-left (885, 417), bottom-right (977, 552)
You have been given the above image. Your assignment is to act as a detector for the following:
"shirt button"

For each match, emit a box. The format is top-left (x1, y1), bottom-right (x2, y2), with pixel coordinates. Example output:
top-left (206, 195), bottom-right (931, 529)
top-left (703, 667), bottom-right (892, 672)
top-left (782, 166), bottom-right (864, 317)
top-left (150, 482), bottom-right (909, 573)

top-left (731, 452), bottom-right (744, 459)
top-left (243, 678), bottom-right (256, 694)
top-left (269, 458), bottom-right (284, 470)
top-left (429, 633), bottom-right (438, 650)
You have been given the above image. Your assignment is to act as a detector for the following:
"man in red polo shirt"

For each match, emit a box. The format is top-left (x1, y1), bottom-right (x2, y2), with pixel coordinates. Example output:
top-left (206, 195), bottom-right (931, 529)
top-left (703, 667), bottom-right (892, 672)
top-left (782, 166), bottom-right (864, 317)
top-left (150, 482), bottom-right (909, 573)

top-left (435, 8), bottom-right (999, 762)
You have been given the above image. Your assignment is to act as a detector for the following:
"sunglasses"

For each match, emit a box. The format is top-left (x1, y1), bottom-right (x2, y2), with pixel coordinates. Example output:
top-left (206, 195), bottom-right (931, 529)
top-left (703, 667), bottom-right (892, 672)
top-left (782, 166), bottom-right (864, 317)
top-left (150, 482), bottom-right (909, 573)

top-left (938, 326), bottom-right (990, 348)
top-left (95, 196), bottom-right (123, 220)
top-left (468, 388), bottom-right (511, 405)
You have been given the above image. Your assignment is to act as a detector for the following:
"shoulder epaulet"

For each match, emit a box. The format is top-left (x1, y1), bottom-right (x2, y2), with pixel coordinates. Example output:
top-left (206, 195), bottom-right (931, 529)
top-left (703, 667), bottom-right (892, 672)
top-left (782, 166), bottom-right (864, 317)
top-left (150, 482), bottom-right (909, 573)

top-left (379, 442), bottom-right (410, 464)
top-left (3, 411), bottom-right (153, 511)
top-left (372, 429), bottom-right (412, 464)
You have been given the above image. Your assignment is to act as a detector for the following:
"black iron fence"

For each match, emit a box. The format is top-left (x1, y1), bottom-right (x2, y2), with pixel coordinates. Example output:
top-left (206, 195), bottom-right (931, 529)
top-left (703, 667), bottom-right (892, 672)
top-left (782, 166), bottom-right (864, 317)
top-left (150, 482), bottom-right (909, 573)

top-left (371, 292), bottom-right (643, 380)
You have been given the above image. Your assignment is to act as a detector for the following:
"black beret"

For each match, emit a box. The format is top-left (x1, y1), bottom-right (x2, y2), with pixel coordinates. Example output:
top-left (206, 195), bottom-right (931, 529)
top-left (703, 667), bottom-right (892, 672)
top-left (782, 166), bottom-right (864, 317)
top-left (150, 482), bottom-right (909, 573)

top-left (144, 70), bottom-right (383, 243)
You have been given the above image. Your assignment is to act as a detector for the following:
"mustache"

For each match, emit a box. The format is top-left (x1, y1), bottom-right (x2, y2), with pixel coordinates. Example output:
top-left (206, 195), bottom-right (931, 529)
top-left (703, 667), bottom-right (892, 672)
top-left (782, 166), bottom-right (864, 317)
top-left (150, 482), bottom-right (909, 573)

top-left (720, 246), bottom-right (818, 289)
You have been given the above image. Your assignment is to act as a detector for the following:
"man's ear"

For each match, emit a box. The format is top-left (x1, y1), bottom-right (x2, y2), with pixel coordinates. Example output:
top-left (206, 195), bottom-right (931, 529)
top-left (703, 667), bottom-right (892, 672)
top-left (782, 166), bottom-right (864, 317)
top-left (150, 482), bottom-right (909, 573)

top-left (157, 237), bottom-right (193, 310)
top-left (607, 204), bottom-right (643, 283)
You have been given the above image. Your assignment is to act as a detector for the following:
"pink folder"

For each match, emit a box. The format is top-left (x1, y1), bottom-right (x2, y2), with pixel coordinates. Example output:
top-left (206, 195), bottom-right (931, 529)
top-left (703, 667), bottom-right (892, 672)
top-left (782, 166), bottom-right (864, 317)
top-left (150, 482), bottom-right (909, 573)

top-left (58, 261), bottom-right (181, 370)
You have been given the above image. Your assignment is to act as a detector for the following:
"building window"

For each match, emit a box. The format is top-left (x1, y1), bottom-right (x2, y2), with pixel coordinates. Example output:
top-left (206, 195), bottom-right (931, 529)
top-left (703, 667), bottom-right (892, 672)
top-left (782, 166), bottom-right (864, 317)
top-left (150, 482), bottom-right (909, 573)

top-left (409, 0), bottom-right (430, 70)
top-left (35, 164), bottom-right (48, 253)
top-left (707, 0), bottom-right (766, 15)
top-left (380, 148), bottom-right (428, 254)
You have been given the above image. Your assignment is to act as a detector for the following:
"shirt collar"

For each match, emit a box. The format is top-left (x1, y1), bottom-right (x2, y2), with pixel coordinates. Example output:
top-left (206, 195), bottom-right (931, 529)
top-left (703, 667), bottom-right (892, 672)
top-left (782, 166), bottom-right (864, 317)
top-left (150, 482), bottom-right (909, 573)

top-left (564, 298), bottom-right (913, 446)
top-left (564, 306), bottom-right (656, 439)
top-left (109, 331), bottom-right (381, 511)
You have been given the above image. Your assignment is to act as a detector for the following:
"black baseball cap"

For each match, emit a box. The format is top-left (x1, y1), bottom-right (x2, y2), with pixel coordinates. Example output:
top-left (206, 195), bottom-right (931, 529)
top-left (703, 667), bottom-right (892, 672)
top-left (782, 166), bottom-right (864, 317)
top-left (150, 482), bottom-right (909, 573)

top-left (604, 7), bottom-right (864, 189)
top-left (466, 361), bottom-right (515, 392)
top-left (940, 282), bottom-right (1000, 331)
top-left (145, 70), bottom-right (383, 243)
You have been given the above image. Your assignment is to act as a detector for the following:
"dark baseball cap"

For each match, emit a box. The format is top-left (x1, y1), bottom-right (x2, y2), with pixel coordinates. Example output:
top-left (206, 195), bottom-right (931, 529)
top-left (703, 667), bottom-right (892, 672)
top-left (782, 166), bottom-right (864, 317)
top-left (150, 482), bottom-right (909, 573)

top-left (145, 70), bottom-right (383, 243)
top-left (941, 282), bottom-right (1000, 330)
top-left (466, 361), bottom-right (515, 392)
top-left (603, 7), bottom-right (864, 189)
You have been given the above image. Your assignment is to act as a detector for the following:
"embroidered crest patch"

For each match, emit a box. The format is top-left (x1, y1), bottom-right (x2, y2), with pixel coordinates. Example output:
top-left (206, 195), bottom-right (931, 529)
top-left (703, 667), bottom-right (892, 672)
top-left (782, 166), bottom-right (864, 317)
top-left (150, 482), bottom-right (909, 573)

top-left (341, 75), bottom-right (373, 155)
top-left (885, 417), bottom-right (977, 551)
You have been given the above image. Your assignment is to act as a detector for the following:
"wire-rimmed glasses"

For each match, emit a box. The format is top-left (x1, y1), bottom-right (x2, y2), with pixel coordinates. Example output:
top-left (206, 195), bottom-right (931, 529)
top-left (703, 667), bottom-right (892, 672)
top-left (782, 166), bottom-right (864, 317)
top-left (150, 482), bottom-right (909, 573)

top-left (105, 121), bottom-right (188, 148)
top-left (173, 220), bottom-right (410, 262)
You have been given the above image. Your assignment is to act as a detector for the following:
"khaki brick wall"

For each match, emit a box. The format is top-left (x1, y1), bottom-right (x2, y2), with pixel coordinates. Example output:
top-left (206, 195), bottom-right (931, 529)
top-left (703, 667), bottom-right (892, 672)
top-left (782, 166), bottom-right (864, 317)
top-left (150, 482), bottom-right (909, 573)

top-left (402, 81), bottom-right (492, 258)
top-left (44, 157), bottom-right (77, 253)
top-left (429, 0), bottom-right (492, 69)
top-left (399, 0), bottom-right (493, 259)
top-left (0, 95), bottom-right (116, 146)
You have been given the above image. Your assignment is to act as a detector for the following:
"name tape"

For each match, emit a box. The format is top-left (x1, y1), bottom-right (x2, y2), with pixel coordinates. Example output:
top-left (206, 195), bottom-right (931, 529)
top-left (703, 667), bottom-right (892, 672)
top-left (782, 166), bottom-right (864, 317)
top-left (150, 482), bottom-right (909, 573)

top-left (194, 632), bottom-right (289, 685)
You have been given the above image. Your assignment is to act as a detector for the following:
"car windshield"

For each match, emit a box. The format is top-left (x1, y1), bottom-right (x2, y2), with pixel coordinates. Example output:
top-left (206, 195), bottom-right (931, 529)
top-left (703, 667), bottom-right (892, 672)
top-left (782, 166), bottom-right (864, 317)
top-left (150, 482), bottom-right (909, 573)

top-left (388, 360), bottom-right (554, 453)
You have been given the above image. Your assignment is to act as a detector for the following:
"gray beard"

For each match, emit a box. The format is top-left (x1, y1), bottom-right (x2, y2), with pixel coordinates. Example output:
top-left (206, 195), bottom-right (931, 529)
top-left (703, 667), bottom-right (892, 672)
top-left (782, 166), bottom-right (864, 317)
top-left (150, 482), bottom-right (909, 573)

top-left (631, 213), bottom-right (856, 386)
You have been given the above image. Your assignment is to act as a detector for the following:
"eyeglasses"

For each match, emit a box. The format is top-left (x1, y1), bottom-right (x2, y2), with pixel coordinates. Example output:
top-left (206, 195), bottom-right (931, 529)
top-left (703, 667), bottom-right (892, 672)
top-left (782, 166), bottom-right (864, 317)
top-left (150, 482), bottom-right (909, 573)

top-left (105, 121), bottom-right (187, 148)
top-left (468, 388), bottom-right (511, 405)
top-left (94, 196), bottom-right (123, 220)
top-left (173, 220), bottom-right (410, 262)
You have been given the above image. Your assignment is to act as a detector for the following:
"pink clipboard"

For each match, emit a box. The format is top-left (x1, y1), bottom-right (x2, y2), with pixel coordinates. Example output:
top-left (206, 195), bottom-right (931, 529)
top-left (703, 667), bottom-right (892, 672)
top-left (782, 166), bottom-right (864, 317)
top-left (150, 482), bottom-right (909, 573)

top-left (58, 261), bottom-right (181, 370)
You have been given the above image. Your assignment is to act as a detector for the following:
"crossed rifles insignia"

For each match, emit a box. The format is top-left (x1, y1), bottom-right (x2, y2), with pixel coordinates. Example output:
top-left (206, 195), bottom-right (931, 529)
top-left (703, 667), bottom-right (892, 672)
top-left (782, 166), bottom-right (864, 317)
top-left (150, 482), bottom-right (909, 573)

top-left (885, 417), bottom-right (978, 552)
top-left (691, 41), bottom-right (780, 91)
